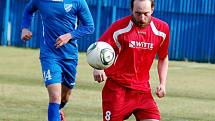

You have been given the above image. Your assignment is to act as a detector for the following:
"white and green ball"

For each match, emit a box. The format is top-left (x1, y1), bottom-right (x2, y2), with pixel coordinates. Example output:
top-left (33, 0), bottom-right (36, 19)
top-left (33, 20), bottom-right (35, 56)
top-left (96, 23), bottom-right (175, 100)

top-left (86, 41), bottom-right (115, 70)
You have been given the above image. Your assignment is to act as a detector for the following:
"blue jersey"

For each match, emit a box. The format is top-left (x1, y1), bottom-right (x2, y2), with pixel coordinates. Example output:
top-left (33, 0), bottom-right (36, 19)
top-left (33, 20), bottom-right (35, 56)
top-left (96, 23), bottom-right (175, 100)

top-left (22, 0), bottom-right (94, 59)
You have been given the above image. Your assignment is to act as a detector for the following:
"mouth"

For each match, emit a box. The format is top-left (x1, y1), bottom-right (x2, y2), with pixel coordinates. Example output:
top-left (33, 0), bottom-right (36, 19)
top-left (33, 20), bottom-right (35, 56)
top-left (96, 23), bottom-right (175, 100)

top-left (137, 22), bottom-right (148, 27)
top-left (138, 22), bottom-right (145, 25)
top-left (132, 16), bottom-right (149, 27)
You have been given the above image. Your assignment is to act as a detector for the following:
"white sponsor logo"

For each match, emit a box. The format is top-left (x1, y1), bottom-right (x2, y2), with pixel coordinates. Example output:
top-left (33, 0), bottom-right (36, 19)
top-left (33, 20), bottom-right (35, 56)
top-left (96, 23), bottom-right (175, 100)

top-left (64, 4), bottom-right (73, 12)
top-left (129, 41), bottom-right (153, 50)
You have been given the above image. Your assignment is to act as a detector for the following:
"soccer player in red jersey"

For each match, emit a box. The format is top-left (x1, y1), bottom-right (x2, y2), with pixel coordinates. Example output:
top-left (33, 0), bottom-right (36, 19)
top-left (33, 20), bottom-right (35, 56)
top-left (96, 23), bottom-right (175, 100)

top-left (93, 0), bottom-right (170, 121)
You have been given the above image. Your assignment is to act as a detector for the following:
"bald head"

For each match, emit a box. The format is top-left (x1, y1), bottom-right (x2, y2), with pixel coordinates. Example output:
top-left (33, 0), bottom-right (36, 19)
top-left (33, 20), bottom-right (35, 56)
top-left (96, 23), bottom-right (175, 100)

top-left (131, 0), bottom-right (155, 11)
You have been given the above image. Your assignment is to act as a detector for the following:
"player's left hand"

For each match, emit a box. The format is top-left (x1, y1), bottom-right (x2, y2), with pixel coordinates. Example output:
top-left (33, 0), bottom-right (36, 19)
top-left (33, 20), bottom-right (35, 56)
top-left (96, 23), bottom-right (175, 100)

top-left (55, 33), bottom-right (72, 48)
top-left (156, 84), bottom-right (166, 98)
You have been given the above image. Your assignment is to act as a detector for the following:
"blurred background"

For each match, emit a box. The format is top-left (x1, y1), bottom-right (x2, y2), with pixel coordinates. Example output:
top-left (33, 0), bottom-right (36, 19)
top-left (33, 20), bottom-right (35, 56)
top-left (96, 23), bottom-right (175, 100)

top-left (0, 0), bottom-right (215, 63)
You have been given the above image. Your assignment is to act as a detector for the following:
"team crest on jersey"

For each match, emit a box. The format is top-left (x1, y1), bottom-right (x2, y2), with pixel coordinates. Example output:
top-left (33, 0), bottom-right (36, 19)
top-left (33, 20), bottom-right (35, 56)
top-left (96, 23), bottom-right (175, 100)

top-left (129, 41), bottom-right (153, 50)
top-left (64, 4), bottom-right (73, 12)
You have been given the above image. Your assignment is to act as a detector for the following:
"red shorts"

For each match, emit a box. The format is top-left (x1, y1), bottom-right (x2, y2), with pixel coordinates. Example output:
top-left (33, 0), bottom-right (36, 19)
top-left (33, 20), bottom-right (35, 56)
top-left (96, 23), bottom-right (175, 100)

top-left (102, 80), bottom-right (160, 121)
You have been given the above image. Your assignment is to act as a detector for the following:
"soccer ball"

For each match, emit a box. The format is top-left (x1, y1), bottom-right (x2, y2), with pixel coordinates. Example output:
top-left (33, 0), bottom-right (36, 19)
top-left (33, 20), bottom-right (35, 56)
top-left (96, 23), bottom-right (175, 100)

top-left (86, 41), bottom-right (115, 70)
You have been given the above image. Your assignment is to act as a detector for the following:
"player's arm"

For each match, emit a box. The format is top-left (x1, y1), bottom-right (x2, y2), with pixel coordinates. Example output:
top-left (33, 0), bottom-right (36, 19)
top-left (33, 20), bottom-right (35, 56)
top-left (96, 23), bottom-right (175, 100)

top-left (70, 0), bottom-right (95, 40)
top-left (156, 23), bottom-right (170, 98)
top-left (55, 0), bottom-right (94, 48)
top-left (156, 55), bottom-right (168, 98)
top-left (92, 19), bottom-right (122, 83)
top-left (92, 26), bottom-right (116, 83)
top-left (21, 0), bottom-right (38, 41)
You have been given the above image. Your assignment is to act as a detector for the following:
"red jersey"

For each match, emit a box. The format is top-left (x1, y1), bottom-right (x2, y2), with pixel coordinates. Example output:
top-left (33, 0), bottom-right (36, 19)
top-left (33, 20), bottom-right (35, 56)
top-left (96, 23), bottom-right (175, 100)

top-left (98, 16), bottom-right (170, 92)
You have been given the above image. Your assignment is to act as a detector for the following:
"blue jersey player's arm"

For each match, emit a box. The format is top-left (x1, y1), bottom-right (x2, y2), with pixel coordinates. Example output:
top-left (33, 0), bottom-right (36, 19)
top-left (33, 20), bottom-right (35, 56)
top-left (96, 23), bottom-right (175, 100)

top-left (71, 0), bottom-right (95, 40)
top-left (21, 0), bottom-right (38, 29)
top-left (21, 0), bottom-right (38, 41)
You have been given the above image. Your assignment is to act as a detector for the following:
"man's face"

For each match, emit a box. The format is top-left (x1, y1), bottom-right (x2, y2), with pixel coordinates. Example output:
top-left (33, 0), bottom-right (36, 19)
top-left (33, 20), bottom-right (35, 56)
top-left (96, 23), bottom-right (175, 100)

top-left (132, 0), bottom-right (154, 27)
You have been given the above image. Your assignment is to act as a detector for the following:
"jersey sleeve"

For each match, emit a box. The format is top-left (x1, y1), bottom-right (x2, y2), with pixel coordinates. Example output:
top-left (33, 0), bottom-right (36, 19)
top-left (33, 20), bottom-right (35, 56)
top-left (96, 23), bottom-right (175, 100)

top-left (21, 0), bottom-right (38, 29)
top-left (98, 22), bottom-right (120, 54)
top-left (157, 23), bottom-right (170, 59)
top-left (70, 0), bottom-right (95, 40)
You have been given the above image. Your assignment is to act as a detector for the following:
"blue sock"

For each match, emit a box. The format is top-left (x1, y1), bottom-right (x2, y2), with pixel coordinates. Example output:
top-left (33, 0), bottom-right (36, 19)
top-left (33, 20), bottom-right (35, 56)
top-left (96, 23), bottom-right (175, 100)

top-left (48, 103), bottom-right (60, 121)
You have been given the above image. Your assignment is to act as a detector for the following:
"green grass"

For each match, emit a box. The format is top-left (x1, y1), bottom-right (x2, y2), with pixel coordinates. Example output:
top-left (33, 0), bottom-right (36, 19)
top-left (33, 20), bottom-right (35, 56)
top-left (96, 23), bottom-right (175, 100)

top-left (0, 46), bottom-right (215, 121)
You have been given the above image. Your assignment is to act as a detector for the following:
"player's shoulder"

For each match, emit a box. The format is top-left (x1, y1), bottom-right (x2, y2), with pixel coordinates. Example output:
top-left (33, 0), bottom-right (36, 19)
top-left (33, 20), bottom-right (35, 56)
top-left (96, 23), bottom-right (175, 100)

top-left (76, 0), bottom-right (88, 4)
top-left (151, 16), bottom-right (169, 30)
top-left (114, 16), bottom-right (132, 24)
top-left (28, 0), bottom-right (39, 7)
top-left (77, 0), bottom-right (86, 3)
top-left (31, 0), bottom-right (37, 4)
top-left (110, 16), bottom-right (132, 30)
top-left (65, 0), bottom-right (86, 5)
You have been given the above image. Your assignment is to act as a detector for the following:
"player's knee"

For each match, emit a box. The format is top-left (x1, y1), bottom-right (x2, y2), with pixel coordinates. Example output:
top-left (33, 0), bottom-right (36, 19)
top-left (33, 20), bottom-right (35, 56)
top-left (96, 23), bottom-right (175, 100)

top-left (49, 93), bottom-right (61, 103)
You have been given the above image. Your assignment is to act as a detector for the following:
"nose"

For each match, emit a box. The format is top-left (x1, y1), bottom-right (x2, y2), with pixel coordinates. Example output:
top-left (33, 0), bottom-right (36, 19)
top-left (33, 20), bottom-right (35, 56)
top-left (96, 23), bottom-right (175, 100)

top-left (140, 14), bottom-right (146, 22)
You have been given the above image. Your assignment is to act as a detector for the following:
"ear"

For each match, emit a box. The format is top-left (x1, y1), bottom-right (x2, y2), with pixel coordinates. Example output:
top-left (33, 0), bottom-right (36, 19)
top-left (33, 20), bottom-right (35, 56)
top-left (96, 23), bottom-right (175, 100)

top-left (151, 7), bottom-right (154, 14)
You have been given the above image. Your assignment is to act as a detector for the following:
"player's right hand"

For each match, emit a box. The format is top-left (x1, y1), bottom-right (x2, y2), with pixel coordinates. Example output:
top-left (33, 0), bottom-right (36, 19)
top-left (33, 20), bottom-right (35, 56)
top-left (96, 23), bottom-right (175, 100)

top-left (93, 69), bottom-right (107, 83)
top-left (21, 28), bottom-right (32, 41)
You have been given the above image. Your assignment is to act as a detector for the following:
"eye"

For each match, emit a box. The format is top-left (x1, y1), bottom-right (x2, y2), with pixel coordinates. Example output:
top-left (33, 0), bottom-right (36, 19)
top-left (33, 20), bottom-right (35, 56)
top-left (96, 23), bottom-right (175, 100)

top-left (144, 12), bottom-right (150, 16)
top-left (135, 12), bottom-right (142, 16)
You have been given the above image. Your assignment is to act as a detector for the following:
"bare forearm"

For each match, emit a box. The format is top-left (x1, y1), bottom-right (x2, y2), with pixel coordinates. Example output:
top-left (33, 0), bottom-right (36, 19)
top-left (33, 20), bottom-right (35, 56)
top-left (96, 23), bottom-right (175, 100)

top-left (157, 55), bottom-right (169, 86)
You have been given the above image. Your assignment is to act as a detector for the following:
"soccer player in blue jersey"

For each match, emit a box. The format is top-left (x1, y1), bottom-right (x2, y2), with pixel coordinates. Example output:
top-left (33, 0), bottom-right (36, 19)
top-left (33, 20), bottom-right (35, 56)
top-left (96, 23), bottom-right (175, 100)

top-left (21, 0), bottom-right (94, 121)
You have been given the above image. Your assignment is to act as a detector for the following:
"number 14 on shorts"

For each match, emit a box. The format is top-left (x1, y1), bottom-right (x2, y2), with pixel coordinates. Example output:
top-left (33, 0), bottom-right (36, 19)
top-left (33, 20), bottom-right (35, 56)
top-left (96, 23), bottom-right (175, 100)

top-left (43, 69), bottom-right (52, 81)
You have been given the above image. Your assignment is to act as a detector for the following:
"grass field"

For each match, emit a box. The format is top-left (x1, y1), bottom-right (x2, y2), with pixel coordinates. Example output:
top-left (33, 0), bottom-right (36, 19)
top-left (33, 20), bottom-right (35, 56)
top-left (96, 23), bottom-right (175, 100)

top-left (0, 46), bottom-right (215, 121)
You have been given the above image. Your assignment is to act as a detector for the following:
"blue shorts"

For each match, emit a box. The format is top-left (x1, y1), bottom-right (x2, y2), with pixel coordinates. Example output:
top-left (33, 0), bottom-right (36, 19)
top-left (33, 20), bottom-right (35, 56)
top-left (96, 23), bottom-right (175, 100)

top-left (40, 58), bottom-right (78, 89)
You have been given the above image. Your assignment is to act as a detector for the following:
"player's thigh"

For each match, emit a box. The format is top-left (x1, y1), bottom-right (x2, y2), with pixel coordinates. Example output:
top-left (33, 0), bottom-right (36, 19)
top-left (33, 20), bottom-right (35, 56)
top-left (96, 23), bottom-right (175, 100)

top-left (102, 80), bottom-right (127, 121)
top-left (61, 59), bottom-right (78, 89)
top-left (40, 58), bottom-right (63, 86)
top-left (61, 84), bottom-right (71, 102)
top-left (134, 93), bottom-right (160, 120)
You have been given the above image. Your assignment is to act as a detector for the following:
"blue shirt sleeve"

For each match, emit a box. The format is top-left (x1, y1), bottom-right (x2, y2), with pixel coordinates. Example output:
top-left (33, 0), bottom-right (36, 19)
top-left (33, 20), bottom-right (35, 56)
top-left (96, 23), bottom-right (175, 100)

top-left (21, 0), bottom-right (38, 29)
top-left (70, 0), bottom-right (95, 40)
